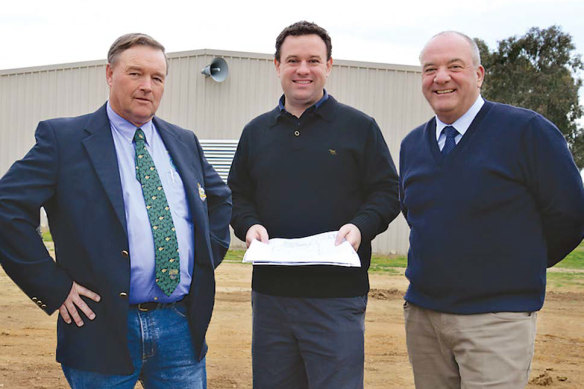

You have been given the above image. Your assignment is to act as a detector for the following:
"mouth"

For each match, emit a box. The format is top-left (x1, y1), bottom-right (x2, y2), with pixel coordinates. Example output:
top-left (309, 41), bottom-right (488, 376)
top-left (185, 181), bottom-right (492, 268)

top-left (293, 80), bottom-right (312, 85)
top-left (134, 97), bottom-right (152, 103)
top-left (435, 89), bottom-right (455, 95)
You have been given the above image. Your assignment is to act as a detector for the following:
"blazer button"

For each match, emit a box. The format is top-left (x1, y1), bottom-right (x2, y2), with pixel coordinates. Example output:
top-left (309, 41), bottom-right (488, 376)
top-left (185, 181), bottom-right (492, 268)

top-left (119, 292), bottom-right (128, 298)
top-left (36, 300), bottom-right (43, 306)
top-left (41, 304), bottom-right (47, 309)
top-left (32, 297), bottom-right (38, 302)
top-left (121, 250), bottom-right (129, 258)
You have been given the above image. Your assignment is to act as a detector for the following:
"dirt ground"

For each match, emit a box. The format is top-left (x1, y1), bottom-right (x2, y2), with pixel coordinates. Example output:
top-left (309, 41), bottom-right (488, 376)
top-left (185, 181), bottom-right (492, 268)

top-left (1, 263), bottom-right (583, 388)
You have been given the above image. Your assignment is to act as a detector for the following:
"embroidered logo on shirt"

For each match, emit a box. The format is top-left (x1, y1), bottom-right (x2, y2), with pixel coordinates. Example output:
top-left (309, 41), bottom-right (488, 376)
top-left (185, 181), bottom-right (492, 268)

top-left (328, 149), bottom-right (337, 156)
top-left (198, 183), bottom-right (207, 201)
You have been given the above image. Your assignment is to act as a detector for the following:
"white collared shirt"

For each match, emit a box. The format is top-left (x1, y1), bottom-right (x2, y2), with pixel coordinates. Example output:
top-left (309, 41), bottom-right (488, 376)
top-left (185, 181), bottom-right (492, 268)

top-left (435, 96), bottom-right (485, 151)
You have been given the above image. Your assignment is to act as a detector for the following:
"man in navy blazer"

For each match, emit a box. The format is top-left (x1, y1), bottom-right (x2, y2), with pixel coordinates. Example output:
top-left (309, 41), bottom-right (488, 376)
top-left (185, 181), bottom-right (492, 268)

top-left (0, 33), bottom-right (231, 387)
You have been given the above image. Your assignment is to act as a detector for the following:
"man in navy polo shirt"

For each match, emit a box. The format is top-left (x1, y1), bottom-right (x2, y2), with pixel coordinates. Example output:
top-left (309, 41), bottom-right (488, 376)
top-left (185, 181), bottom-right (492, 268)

top-left (229, 21), bottom-right (400, 389)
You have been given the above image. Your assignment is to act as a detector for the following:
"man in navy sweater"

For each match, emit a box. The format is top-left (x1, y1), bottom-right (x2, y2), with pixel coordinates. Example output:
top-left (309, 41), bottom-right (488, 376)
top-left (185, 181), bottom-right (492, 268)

top-left (400, 31), bottom-right (584, 388)
top-left (228, 21), bottom-right (400, 389)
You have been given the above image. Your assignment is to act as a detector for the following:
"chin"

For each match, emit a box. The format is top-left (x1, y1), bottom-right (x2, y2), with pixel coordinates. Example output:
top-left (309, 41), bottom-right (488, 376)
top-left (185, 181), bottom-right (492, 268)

top-left (432, 102), bottom-right (456, 115)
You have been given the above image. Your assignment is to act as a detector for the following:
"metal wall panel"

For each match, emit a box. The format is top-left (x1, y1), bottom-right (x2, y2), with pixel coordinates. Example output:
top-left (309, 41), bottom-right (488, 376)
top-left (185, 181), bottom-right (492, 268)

top-left (158, 51), bottom-right (282, 139)
top-left (199, 139), bottom-right (239, 182)
top-left (0, 49), bottom-right (433, 255)
top-left (0, 61), bottom-right (108, 176)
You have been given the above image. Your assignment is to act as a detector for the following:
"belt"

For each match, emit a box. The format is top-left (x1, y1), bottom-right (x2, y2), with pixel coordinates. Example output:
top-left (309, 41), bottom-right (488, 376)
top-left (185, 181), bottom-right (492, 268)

top-left (131, 298), bottom-right (185, 312)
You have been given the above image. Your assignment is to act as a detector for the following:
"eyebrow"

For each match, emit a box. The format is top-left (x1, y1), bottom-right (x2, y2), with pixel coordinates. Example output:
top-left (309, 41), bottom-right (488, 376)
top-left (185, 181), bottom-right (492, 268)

top-left (284, 54), bottom-right (323, 60)
top-left (423, 58), bottom-right (466, 68)
top-left (126, 65), bottom-right (165, 78)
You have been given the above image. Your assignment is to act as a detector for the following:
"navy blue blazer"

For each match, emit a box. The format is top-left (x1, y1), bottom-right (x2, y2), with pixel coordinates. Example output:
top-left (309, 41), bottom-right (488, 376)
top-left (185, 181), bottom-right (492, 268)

top-left (0, 104), bottom-right (232, 374)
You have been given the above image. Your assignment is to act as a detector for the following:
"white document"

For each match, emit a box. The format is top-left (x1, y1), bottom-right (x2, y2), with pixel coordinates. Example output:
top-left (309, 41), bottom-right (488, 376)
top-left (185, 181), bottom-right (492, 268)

top-left (242, 231), bottom-right (361, 267)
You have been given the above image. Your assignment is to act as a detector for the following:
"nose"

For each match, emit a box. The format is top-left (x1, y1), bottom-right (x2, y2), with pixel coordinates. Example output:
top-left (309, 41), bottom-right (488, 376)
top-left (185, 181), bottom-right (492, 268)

top-left (139, 77), bottom-right (152, 92)
top-left (434, 68), bottom-right (450, 83)
top-left (296, 60), bottom-right (310, 74)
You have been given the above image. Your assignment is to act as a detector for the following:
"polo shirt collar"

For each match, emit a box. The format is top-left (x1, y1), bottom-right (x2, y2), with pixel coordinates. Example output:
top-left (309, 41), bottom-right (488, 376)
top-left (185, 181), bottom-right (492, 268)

top-left (272, 90), bottom-right (335, 127)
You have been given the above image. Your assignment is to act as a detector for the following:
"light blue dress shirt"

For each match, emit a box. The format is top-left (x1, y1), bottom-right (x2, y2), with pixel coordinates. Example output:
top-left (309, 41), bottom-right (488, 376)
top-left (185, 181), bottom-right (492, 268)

top-left (436, 96), bottom-right (485, 150)
top-left (107, 103), bottom-right (194, 303)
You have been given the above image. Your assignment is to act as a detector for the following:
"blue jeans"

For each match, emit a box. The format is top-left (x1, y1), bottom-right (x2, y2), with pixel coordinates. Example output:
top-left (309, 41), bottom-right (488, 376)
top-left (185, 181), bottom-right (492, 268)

top-left (62, 303), bottom-right (206, 389)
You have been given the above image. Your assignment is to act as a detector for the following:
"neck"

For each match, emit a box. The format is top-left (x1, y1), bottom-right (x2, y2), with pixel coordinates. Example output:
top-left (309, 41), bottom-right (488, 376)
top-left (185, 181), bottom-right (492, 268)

top-left (285, 103), bottom-right (310, 118)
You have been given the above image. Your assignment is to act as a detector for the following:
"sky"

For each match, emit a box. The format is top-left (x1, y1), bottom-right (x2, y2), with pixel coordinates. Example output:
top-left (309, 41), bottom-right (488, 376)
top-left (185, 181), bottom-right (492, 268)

top-left (2, 0), bottom-right (583, 71)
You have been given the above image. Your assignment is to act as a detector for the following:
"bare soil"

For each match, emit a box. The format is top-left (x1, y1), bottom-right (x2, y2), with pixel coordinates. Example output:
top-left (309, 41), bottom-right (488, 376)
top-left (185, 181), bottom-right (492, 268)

top-left (1, 263), bottom-right (583, 388)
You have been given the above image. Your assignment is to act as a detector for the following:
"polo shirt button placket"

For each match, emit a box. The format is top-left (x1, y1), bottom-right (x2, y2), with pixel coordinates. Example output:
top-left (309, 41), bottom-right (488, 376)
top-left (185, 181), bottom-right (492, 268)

top-left (294, 120), bottom-right (301, 137)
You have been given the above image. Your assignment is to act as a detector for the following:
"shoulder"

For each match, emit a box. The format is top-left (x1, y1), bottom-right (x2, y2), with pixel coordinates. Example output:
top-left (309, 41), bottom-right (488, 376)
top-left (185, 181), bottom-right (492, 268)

top-left (153, 116), bottom-right (198, 143)
top-left (244, 107), bottom-right (279, 130)
top-left (42, 106), bottom-right (104, 131)
top-left (486, 101), bottom-right (540, 121)
top-left (327, 97), bottom-right (376, 125)
top-left (321, 97), bottom-right (382, 143)
top-left (485, 101), bottom-right (560, 138)
top-left (35, 105), bottom-right (108, 142)
top-left (486, 101), bottom-right (554, 127)
top-left (238, 107), bottom-right (280, 141)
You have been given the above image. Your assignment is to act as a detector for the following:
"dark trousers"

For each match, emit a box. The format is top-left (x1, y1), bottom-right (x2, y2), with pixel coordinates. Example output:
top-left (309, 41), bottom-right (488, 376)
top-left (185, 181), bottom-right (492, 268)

top-left (252, 291), bottom-right (367, 389)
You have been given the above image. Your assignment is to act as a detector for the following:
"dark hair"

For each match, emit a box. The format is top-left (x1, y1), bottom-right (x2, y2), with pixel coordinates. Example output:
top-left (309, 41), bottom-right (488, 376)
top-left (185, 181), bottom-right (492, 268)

top-left (275, 21), bottom-right (332, 61)
top-left (107, 33), bottom-right (168, 72)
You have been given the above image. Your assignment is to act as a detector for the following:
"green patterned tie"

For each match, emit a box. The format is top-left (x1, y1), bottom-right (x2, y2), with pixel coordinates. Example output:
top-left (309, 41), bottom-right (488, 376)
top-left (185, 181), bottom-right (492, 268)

top-left (133, 128), bottom-right (180, 296)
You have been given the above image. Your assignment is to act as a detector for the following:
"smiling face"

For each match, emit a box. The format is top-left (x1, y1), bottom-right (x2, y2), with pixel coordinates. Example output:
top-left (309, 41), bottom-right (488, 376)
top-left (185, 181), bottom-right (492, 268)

top-left (420, 33), bottom-right (484, 124)
top-left (106, 45), bottom-right (167, 127)
top-left (275, 34), bottom-right (332, 117)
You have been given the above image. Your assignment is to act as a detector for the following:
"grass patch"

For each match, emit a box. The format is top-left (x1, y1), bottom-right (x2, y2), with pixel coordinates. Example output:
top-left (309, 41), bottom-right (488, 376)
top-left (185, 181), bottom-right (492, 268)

top-left (369, 254), bottom-right (407, 274)
top-left (555, 243), bottom-right (584, 270)
top-left (547, 271), bottom-right (584, 289)
top-left (41, 230), bottom-right (52, 242)
top-left (223, 249), bottom-right (245, 263)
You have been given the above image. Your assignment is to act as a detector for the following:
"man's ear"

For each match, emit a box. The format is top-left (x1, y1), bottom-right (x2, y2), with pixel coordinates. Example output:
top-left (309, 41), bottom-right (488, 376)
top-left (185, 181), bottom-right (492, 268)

top-left (105, 63), bottom-right (115, 87)
top-left (326, 57), bottom-right (333, 77)
top-left (274, 58), bottom-right (281, 77)
top-left (476, 64), bottom-right (485, 89)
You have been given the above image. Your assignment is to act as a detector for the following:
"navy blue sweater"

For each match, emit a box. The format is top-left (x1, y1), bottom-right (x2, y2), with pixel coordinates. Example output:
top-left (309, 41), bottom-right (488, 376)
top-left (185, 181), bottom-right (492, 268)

top-left (400, 101), bottom-right (584, 314)
top-left (229, 96), bottom-right (400, 297)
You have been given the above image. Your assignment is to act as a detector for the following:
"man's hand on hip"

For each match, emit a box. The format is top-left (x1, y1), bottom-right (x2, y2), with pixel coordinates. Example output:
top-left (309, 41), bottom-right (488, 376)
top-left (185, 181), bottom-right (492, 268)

top-left (335, 223), bottom-right (362, 251)
top-left (246, 224), bottom-right (269, 248)
top-left (59, 282), bottom-right (101, 327)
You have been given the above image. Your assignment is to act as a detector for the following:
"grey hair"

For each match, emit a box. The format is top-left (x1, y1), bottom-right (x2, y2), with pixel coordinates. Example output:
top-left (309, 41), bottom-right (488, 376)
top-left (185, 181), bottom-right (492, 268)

top-left (420, 31), bottom-right (481, 67)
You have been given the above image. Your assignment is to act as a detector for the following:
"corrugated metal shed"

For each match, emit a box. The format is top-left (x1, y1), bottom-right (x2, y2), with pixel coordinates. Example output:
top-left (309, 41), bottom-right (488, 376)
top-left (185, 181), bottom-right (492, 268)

top-left (0, 49), bottom-right (433, 254)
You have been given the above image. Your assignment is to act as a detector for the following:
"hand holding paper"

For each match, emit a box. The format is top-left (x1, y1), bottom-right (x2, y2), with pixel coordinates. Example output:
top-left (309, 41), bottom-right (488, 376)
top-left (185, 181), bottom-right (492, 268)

top-left (335, 223), bottom-right (361, 251)
top-left (243, 231), bottom-right (361, 267)
top-left (245, 224), bottom-right (269, 248)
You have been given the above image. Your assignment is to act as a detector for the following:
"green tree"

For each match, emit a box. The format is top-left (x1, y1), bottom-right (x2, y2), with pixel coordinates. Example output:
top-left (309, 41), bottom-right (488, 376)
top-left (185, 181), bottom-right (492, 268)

top-left (475, 26), bottom-right (584, 168)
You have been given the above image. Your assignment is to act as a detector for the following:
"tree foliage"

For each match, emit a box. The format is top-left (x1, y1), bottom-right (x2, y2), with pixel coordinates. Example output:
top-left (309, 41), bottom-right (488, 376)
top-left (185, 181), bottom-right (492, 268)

top-left (475, 26), bottom-right (584, 168)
